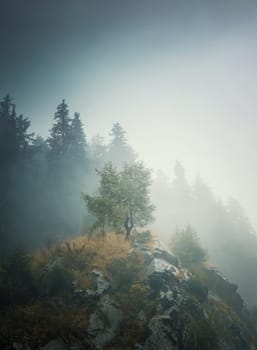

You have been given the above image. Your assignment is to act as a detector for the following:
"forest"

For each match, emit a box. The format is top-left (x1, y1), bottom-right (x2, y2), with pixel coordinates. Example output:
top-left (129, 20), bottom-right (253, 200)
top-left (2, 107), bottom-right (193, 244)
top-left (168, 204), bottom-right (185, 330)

top-left (2, 93), bottom-right (257, 349)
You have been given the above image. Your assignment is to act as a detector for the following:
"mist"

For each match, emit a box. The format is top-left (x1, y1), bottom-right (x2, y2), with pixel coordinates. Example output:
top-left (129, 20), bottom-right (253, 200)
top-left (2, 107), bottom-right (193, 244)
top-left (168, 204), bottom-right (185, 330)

top-left (1, 0), bottom-right (256, 228)
top-left (3, 1), bottom-right (257, 347)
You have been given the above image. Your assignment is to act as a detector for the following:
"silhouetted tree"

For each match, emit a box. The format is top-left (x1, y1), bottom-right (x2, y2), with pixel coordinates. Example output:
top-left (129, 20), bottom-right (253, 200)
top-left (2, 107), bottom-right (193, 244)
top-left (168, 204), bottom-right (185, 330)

top-left (70, 112), bottom-right (87, 162)
top-left (47, 99), bottom-right (71, 159)
top-left (107, 122), bottom-right (136, 167)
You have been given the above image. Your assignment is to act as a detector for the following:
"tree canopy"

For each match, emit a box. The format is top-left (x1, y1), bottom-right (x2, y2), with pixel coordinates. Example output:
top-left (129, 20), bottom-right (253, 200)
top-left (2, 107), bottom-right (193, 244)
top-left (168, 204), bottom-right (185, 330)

top-left (84, 161), bottom-right (155, 238)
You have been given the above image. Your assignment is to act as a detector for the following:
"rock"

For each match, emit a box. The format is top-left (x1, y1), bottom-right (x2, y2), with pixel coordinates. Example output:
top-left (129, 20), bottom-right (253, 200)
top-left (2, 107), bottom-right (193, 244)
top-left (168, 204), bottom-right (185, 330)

top-left (138, 310), bottom-right (147, 325)
top-left (88, 295), bottom-right (123, 349)
top-left (146, 258), bottom-right (177, 277)
top-left (84, 270), bottom-right (110, 300)
top-left (152, 248), bottom-right (179, 267)
top-left (91, 269), bottom-right (110, 296)
top-left (143, 315), bottom-right (179, 350)
top-left (12, 343), bottom-right (23, 350)
top-left (205, 267), bottom-right (244, 313)
top-left (160, 288), bottom-right (174, 303)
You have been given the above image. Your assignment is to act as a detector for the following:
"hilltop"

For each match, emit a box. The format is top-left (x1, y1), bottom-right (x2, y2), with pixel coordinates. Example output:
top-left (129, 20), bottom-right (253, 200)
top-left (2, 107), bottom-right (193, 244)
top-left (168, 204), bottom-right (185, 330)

top-left (0, 231), bottom-right (257, 350)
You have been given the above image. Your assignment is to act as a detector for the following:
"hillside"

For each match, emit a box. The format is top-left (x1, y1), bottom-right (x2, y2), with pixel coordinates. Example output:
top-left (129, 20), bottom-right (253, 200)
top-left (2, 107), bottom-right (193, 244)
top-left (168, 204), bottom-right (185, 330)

top-left (1, 231), bottom-right (257, 350)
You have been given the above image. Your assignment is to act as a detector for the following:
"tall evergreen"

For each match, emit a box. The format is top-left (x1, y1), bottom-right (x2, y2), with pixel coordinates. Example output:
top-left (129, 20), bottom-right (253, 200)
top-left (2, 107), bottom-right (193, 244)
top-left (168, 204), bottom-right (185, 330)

top-left (70, 112), bottom-right (87, 162)
top-left (47, 99), bottom-right (71, 158)
top-left (108, 122), bottom-right (136, 166)
top-left (0, 94), bottom-right (18, 166)
top-left (16, 114), bottom-right (34, 157)
top-left (0, 94), bottom-right (35, 254)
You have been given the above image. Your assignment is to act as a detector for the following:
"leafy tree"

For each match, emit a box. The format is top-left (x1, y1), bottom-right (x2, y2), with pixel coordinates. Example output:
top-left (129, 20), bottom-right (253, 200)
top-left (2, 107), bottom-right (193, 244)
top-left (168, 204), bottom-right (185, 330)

top-left (84, 161), bottom-right (155, 239)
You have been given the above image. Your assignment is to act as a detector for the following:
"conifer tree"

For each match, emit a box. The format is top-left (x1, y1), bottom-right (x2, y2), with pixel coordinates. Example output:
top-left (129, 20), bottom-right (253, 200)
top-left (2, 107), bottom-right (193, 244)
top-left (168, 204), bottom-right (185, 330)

top-left (108, 122), bottom-right (136, 166)
top-left (48, 99), bottom-right (71, 158)
top-left (70, 112), bottom-right (87, 162)
top-left (0, 94), bottom-right (18, 166)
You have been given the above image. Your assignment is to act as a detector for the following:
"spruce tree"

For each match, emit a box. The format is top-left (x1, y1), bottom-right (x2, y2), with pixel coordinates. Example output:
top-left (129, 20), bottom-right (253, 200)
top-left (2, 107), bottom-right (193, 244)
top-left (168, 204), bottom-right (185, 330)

top-left (108, 122), bottom-right (136, 167)
top-left (48, 99), bottom-right (71, 158)
top-left (70, 112), bottom-right (87, 162)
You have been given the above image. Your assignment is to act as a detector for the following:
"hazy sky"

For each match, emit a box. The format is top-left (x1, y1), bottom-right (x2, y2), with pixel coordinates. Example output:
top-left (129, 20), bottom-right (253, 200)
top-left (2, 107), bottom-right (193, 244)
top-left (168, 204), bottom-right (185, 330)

top-left (1, 0), bottom-right (257, 226)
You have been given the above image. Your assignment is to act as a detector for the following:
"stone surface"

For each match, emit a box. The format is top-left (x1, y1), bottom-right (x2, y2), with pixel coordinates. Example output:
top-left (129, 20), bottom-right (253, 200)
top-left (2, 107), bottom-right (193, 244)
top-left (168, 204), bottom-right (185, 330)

top-left (88, 295), bottom-right (123, 349)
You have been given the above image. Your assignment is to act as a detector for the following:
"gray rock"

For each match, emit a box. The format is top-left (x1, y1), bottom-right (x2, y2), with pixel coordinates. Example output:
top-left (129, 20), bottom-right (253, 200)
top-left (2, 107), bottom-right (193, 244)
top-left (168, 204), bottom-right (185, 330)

top-left (85, 270), bottom-right (110, 299)
top-left (88, 295), bottom-right (123, 349)
top-left (160, 288), bottom-right (174, 303)
top-left (91, 269), bottom-right (110, 296)
top-left (143, 315), bottom-right (178, 350)
top-left (146, 258), bottom-right (177, 277)
top-left (152, 248), bottom-right (179, 267)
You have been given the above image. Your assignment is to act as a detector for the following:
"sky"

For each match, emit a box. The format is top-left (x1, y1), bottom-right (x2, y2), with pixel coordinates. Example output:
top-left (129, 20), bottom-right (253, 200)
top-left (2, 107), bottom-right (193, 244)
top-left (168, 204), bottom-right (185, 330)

top-left (1, 0), bottom-right (257, 226)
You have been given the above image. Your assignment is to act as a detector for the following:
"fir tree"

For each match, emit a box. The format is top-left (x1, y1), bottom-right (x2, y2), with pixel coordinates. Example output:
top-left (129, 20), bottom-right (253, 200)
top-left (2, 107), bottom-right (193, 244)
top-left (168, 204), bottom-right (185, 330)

top-left (108, 122), bottom-right (136, 167)
top-left (70, 112), bottom-right (87, 162)
top-left (48, 99), bottom-right (71, 158)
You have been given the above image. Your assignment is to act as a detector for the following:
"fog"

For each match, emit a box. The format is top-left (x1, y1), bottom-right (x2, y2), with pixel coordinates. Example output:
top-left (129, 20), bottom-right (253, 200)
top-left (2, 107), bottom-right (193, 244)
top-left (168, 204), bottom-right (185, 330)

top-left (1, 0), bottom-right (257, 305)
top-left (4, 0), bottom-right (256, 227)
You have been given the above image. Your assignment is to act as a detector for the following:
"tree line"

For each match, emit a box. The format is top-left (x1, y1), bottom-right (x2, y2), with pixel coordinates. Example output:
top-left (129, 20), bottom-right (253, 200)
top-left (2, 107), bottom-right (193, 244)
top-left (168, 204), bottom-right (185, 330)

top-left (152, 161), bottom-right (257, 306)
top-left (0, 94), bottom-right (136, 255)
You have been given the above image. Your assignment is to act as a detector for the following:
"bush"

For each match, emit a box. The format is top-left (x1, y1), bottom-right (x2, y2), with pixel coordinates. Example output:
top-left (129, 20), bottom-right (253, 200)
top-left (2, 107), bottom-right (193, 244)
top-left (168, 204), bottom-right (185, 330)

top-left (171, 226), bottom-right (207, 266)
top-left (0, 249), bottom-right (38, 305)
top-left (131, 230), bottom-right (152, 245)
top-left (107, 252), bottom-right (145, 291)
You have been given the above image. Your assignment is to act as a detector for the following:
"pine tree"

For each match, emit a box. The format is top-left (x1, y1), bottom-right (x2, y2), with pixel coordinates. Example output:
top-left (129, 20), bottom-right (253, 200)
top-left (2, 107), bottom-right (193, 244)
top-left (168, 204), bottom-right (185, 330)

top-left (70, 112), bottom-right (87, 162)
top-left (47, 99), bottom-right (71, 158)
top-left (0, 94), bottom-right (35, 253)
top-left (108, 122), bottom-right (136, 167)
top-left (0, 94), bottom-right (18, 166)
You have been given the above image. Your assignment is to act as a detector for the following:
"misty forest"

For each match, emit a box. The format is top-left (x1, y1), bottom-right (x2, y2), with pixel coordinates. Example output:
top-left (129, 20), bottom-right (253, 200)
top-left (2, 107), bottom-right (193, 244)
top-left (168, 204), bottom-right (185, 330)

top-left (2, 1), bottom-right (257, 349)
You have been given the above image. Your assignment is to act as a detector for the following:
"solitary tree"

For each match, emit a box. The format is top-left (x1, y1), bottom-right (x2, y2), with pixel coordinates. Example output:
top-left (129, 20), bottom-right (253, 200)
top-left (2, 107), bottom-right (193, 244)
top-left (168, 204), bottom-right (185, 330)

top-left (84, 161), bottom-right (155, 239)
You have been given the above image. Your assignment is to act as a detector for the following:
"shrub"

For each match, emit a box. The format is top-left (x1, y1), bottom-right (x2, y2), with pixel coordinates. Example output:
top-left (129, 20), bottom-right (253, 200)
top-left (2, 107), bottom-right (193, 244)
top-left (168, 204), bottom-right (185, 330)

top-left (107, 252), bottom-right (145, 291)
top-left (171, 226), bottom-right (207, 266)
top-left (0, 249), bottom-right (38, 305)
top-left (130, 230), bottom-right (152, 245)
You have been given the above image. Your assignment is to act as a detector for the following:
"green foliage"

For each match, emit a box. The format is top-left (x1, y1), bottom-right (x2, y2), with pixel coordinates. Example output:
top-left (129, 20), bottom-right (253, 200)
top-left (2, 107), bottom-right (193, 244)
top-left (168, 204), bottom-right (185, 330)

top-left (107, 252), bottom-right (145, 292)
top-left (171, 226), bottom-right (207, 266)
top-left (84, 161), bottom-right (155, 237)
top-left (182, 313), bottom-right (217, 350)
top-left (185, 275), bottom-right (208, 303)
top-left (131, 230), bottom-right (152, 245)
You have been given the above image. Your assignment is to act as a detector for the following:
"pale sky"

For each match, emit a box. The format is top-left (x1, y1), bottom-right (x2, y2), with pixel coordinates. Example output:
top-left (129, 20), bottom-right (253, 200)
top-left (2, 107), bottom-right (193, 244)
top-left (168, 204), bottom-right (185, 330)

top-left (1, 0), bottom-right (257, 226)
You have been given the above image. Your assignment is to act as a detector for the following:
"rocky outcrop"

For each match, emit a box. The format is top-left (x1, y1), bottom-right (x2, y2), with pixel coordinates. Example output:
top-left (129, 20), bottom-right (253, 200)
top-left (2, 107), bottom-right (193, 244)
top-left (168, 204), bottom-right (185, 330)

top-left (88, 295), bottom-right (123, 349)
top-left (87, 271), bottom-right (123, 350)
top-left (12, 238), bottom-right (257, 350)
top-left (204, 267), bottom-right (244, 313)
top-left (132, 240), bottom-right (257, 350)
